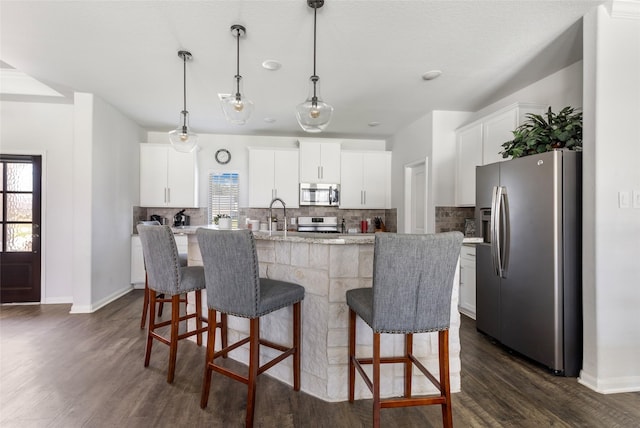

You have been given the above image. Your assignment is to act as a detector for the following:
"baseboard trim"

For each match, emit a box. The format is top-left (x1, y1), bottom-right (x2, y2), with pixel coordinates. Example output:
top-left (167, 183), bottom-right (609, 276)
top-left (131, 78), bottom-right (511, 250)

top-left (69, 286), bottom-right (133, 314)
top-left (578, 370), bottom-right (640, 394)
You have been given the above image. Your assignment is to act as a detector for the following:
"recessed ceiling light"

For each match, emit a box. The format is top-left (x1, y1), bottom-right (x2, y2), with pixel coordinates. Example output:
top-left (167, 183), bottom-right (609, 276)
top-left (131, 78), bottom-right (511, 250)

top-left (421, 70), bottom-right (442, 81)
top-left (262, 60), bottom-right (282, 71)
top-left (368, 121), bottom-right (381, 127)
top-left (263, 117), bottom-right (276, 123)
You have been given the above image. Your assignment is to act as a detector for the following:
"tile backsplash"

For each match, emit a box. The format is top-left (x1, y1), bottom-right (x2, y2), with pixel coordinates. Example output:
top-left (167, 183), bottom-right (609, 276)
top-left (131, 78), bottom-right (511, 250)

top-left (435, 206), bottom-right (476, 236)
top-left (132, 206), bottom-right (397, 234)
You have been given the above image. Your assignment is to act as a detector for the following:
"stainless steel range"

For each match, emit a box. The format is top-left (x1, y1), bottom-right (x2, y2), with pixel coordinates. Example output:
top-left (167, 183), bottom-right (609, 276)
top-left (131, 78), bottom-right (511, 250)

top-left (297, 216), bottom-right (339, 233)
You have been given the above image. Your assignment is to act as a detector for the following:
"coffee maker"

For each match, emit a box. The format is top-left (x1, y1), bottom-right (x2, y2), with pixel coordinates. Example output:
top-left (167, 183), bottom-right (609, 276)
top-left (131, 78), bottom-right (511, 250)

top-left (173, 209), bottom-right (190, 227)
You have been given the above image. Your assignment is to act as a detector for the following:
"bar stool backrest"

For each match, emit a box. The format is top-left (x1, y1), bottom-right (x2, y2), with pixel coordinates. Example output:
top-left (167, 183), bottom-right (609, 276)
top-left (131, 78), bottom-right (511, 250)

top-left (371, 232), bottom-right (463, 333)
top-left (197, 229), bottom-right (261, 318)
top-left (137, 224), bottom-right (182, 295)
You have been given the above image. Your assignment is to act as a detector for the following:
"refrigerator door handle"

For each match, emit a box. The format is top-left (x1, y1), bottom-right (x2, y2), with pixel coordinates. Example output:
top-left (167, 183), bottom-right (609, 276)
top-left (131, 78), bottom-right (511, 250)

top-left (490, 186), bottom-right (500, 276)
top-left (494, 186), bottom-right (506, 277)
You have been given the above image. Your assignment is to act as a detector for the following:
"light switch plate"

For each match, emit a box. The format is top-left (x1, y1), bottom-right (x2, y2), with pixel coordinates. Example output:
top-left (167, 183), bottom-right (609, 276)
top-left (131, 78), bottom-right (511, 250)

top-left (633, 190), bottom-right (640, 209)
top-left (619, 191), bottom-right (631, 208)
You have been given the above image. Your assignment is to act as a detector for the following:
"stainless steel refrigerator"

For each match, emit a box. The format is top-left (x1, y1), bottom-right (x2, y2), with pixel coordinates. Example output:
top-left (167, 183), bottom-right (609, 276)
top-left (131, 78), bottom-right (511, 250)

top-left (474, 150), bottom-right (582, 376)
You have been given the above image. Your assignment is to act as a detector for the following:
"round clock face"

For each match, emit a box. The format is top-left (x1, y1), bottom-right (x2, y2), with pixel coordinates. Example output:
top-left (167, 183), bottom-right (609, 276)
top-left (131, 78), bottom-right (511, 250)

top-left (215, 148), bottom-right (231, 165)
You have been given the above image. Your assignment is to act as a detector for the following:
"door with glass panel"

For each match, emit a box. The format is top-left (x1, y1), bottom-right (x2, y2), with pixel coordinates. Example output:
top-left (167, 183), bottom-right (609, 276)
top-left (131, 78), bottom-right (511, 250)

top-left (0, 155), bottom-right (42, 303)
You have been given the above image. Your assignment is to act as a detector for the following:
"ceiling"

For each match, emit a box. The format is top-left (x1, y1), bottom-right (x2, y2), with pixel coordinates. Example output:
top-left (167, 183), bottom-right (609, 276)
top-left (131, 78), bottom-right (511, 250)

top-left (0, 1), bottom-right (603, 140)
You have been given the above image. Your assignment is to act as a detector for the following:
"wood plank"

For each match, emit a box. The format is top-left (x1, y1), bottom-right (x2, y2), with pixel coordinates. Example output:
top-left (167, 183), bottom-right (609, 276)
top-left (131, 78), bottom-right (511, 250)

top-left (0, 292), bottom-right (638, 427)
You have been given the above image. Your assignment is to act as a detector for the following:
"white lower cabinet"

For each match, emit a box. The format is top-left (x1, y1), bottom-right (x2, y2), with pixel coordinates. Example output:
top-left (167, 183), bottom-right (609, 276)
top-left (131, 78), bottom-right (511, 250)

top-left (459, 245), bottom-right (476, 319)
top-left (131, 234), bottom-right (188, 287)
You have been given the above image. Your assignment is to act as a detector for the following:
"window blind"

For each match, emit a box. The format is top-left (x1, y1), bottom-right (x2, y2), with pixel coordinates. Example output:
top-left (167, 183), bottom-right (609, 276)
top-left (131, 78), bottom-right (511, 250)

top-left (208, 172), bottom-right (239, 226)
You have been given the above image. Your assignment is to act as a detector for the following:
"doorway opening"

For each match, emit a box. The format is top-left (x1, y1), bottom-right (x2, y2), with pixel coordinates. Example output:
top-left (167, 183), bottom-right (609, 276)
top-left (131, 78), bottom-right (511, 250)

top-left (404, 158), bottom-right (429, 234)
top-left (0, 155), bottom-right (42, 303)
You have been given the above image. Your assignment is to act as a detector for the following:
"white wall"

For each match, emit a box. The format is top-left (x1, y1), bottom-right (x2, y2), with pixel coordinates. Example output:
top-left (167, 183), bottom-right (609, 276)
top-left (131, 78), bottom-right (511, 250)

top-left (389, 112), bottom-right (433, 233)
top-left (71, 93), bottom-right (144, 313)
top-left (389, 111), bottom-right (472, 233)
top-left (146, 132), bottom-right (386, 208)
top-left (0, 101), bottom-right (74, 303)
top-left (471, 60), bottom-right (584, 122)
top-left (90, 94), bottom-right (144, 308)
top-left (580, 3), bottom-right (640, 393)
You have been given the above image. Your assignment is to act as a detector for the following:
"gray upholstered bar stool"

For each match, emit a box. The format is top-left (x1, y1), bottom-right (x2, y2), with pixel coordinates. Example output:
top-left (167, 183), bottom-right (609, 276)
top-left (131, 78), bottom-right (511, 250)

top-left (137, 224), bottom-right (221, 384)
top-left (197, 228), bottom-right (305, 428)
top-left (137, 221), bottom-right (188, 329)
top-left (347, 232), bottom-right (463, 428)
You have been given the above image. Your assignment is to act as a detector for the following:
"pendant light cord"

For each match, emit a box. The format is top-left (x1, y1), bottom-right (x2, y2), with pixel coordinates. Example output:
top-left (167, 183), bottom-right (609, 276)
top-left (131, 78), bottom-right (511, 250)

top-left (182, 53), bottom-right (188, 128)
top-left (312, 4), bottom-right (318, 103)
top-left (235, 28), bottom-right (241, 98)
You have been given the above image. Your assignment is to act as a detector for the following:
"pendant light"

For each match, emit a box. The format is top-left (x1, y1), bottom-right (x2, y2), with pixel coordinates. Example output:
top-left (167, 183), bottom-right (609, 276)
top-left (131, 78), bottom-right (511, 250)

top-left (168, 50), bottom-right (198, 153)
top-left (221, 24), bottom-right (253, 125)
top-left (296, 0), bottom-right (333, 133)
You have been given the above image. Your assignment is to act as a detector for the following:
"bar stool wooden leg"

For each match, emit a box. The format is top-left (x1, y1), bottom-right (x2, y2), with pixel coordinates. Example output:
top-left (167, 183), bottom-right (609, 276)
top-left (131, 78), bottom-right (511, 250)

top-left (405, 333), bottom-right (413, 398)
top-left (373, 332), bottom-right (381, 428)
top-left (200, 308), bottom-right (217, 408)
top-left (293, 301), bottom-right (301, 391)
top-left (220, 313), bottom-right (228, 357)
top-left (440, 330), bottom-right (453, 428)
top-left (348, 308), bottom-right (356, 402)
top-left (144, 290), bottom-right (156, 367)
top-left (195, 290), bottom-right (203, 346)
top-left (246, 318), bottom-right (260, 428)
top-left (167, 294), bottom-right (180, 384)
top-left (140, 274), bottom-right (149, 329)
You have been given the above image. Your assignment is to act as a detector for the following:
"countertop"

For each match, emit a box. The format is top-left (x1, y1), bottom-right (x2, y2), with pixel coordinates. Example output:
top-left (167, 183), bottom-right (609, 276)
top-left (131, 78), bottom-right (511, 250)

top-left (171, 225), bottom-right (484, 246)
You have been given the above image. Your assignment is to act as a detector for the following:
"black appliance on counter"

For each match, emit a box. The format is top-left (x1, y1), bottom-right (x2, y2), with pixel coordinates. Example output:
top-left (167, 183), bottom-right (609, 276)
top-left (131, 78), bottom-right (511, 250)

top-left (150, 214), bottom-right (166, 225)
top-left (173, 210), bottom-right (190, 227)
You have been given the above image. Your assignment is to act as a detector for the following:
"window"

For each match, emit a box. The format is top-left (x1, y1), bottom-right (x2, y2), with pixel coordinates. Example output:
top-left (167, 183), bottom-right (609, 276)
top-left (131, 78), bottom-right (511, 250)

top-left (208, 172), bottom-right (239, 227)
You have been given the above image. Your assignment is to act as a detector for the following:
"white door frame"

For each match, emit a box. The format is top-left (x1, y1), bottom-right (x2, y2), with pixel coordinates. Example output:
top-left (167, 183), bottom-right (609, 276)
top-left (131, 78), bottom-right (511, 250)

top-left (404, 157), bottom-right (429, 234)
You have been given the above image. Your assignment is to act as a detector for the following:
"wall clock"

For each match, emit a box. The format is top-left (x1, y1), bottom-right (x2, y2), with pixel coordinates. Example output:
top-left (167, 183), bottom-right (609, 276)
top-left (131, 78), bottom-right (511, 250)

top-left (215, 148), bottom-right (231, 165)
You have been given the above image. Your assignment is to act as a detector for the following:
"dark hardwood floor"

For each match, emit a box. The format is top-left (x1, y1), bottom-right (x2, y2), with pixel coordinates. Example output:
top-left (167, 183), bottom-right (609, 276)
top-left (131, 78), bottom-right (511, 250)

top-left (1, 290), bottom-right (639, 427)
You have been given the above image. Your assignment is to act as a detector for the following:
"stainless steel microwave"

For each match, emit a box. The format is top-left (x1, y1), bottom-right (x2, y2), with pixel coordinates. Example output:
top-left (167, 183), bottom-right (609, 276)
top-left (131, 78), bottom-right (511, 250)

top-left (299, 183), bottom-right (340, 207)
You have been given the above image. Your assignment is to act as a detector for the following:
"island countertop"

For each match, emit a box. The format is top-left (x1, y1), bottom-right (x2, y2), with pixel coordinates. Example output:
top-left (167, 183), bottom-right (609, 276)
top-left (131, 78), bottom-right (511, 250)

top-left (173, 225), bottom-right (480, 245)
top-left (172, 225), bottom-right (376, 244)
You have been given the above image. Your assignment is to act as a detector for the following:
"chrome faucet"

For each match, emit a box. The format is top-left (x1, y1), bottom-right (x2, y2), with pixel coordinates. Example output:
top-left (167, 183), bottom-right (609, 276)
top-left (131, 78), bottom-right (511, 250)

top-left (269, 197), bottom-right (287, 235)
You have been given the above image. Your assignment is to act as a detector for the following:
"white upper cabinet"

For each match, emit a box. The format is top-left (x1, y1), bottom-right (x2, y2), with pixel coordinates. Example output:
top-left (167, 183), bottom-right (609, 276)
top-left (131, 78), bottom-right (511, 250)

top-left (299, 140), bottom-right (341, 183)
top-left (455, 124), bottom-right (483, 206)
top-left (455, 103), bottom-right (545, 206)
top-left (140, 144), bottom-right (198, 208)
top-left (248, 148), bottom-right (299, 208)
top-left (340, 151), bottom-right (391, 209)
top-left (482, 104), bottom-right (545, 165)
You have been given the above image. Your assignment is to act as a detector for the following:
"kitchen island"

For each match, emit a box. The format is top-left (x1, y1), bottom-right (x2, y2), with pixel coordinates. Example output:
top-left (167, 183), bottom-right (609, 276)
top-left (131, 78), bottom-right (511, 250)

top-left (176, 226), bottom-right (461, 402)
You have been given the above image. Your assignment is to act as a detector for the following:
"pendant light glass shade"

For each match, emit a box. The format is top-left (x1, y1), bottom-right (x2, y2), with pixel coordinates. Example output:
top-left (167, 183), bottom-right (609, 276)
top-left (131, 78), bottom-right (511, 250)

top-left (297, 0), bottom-right (332, 133)
top-left (169, 50), bottom-right (198, 153)
top-left (296, 75), bottom-right (333, 133)
top-left (221, 24), bottom-right (253, 125)
top-left (221, 76), bottom-right (254, 125)
top-left (168, 110), bottom-right (198, 152)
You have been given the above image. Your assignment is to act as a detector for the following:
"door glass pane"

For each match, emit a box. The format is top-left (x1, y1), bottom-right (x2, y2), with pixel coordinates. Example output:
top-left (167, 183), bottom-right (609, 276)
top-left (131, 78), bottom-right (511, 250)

top-left (6, 194), bottom-right (32, 221)
top-left (6, 163), bottom-right (33, 191)
top-left (6, 223), bottom-right (32, 252)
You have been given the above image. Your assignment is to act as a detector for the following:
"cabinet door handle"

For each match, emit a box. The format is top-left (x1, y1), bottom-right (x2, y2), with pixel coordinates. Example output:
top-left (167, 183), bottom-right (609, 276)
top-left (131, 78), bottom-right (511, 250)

top-left (321, 166), bottom-right (324, 179)
top-left (363, 190), bottom-right (366, 205)
top-left (318, 166), bottom-right (321, 179)
top-left (167, 187), bottom-right (171, 204)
